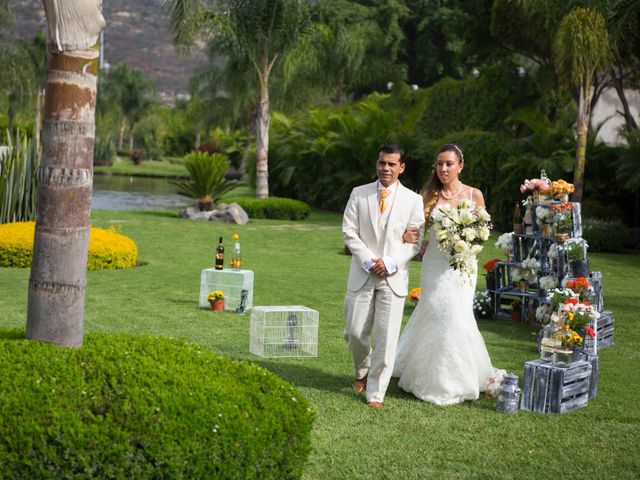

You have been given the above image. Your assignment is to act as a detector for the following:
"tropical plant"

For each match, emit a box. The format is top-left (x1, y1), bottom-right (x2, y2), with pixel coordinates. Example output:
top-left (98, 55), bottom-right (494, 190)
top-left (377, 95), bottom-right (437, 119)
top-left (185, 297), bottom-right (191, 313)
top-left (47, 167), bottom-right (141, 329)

top-left (26, 0), bottom-right (105, 347)
top-left (171, 152), bottom-right (241, 211)
top-left (0, 42), bottom-right (35, 135)
top-left (553, 7), bottom-right (614, 202)
top-left (165, 0), bottom-right (311, 199)
top-left (0, 130), bottom-right (39, 224)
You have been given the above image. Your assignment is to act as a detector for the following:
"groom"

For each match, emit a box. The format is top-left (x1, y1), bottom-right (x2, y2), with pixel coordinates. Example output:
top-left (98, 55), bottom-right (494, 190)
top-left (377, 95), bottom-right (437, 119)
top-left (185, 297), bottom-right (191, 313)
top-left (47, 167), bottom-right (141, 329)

top-left (342, 144), bottom-right (425, 408)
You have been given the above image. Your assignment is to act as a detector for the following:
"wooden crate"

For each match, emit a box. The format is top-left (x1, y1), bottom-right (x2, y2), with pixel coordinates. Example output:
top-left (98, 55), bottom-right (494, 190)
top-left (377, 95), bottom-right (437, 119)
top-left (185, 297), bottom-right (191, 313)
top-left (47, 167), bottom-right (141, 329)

top-left (520, 359), bottom-right (592, 414)
top-left (589, 271), bottom-right (604, 312)
top-left (597, 311), bottom-right (614, 349)
top-left (581, 353), bottom-right (599, 399)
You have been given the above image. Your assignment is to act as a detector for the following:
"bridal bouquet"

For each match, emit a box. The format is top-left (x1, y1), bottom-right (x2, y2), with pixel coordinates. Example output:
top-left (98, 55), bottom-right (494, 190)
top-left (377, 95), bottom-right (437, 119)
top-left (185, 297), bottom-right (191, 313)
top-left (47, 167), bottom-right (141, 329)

top-left (430, 200), bottom-right (492, 280)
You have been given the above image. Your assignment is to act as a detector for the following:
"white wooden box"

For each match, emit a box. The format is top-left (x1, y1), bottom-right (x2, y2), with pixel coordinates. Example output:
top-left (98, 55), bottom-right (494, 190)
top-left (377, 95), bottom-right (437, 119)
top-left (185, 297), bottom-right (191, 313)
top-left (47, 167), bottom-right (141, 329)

top-left (199, 268), bottom-right (254, 312)
top-left (250, 306), bottom-right (318, 358)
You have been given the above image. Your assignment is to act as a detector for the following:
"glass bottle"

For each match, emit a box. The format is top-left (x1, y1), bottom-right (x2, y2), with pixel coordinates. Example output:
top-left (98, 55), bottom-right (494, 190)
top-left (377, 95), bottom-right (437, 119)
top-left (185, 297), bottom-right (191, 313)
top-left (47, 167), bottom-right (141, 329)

top-left (231, 235), bottom-right (242, 269)
top-left (523, 203), bottom-right (533, 235)
top-left (540, 169), bottom-right (552, 202)
top-left (215, 236), bottom-right (224, 270)
top-left (540, 320), bottom-right (561, 361)
top-left (513, 202), bottom-right (523, 234)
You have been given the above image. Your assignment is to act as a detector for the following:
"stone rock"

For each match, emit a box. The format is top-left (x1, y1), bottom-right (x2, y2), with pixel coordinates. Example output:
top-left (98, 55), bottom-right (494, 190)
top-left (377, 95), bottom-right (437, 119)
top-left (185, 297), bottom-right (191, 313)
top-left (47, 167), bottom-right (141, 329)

top-left (178, 202), bottom-right (249, 224)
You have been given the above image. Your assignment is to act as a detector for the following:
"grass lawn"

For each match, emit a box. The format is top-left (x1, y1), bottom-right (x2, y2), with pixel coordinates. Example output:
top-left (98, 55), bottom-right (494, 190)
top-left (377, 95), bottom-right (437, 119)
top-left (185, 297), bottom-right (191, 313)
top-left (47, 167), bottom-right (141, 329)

top-left (94, 156), bottom-right (188, 178)
top-left (1, 209), bottom-right (639, 479)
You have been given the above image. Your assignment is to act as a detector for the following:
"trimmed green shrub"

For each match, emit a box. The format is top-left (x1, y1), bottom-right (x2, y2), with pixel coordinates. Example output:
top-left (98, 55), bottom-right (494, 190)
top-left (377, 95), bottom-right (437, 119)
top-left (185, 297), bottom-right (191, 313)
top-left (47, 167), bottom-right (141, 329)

top-left (0, 222), bottom-right (138, 269)
top-left (582, 218), bottom-right (635, 253)
top-left (224, 196), bottom-right (311, 220)
top-left (0, 330), bottom-right (315, 479)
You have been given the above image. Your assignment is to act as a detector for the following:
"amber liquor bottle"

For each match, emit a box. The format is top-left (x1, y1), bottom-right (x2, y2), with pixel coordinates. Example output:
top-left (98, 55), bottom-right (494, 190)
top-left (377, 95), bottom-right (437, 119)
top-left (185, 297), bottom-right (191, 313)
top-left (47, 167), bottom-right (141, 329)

top-left (215, 236), bottom-right (224, 270)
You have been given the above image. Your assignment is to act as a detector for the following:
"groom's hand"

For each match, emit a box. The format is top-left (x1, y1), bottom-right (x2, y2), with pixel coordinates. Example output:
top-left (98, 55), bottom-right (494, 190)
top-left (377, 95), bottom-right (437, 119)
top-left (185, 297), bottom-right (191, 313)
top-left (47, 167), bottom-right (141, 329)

top-left (370, 258), bottom-right (389, 277)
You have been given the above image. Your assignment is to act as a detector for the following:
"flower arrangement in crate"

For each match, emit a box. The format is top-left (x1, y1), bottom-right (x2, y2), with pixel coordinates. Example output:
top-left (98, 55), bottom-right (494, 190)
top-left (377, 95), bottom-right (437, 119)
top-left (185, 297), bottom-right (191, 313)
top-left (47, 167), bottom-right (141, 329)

top-left (549, 179), bottom-right (574, 202)
top-left (482, 258), bottom-right (501, 290)
top-left (511, 255), bottom-right (539, 291)
top-left (520, 178), bottom-right (552, 198)
top-left (563, 276), bottom-right (595, 304)
top-left (429, 200), bottom-right (492, 281)
top-left (510, 298), bottom-right (522, 321)
top-left (494, 232), bottom-right (514, 261)
top-left (538, 274), bottom-right (558, 291)
top-left (408, 287), bottom-right (421, 305)
top-left (473, 291), bottom-right (492, 319)
top-left (550, 202), bottom-right (574, 242)
top-left (535, 206), bottom-right (555, 237)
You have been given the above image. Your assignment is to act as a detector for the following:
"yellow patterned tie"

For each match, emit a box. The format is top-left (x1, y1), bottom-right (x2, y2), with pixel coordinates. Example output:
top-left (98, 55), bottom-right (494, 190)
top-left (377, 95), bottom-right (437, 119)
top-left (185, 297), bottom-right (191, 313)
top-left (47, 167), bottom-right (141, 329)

top-left (379, 188), bottom-right (390, 213)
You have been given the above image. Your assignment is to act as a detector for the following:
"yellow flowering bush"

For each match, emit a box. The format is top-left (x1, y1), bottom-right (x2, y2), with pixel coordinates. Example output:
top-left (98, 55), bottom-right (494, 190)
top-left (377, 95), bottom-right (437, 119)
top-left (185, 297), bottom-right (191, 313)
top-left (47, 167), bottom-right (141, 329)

top-left (0, 222), bottom-right (138, 270)
top-left (207, 290), bottom-right (224, 302)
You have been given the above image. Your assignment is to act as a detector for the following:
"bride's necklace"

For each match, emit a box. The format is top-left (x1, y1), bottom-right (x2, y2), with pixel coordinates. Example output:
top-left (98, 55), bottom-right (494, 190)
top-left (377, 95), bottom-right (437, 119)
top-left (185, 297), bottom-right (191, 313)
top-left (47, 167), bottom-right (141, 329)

top-left (440, 181), bottom-right (462, 200)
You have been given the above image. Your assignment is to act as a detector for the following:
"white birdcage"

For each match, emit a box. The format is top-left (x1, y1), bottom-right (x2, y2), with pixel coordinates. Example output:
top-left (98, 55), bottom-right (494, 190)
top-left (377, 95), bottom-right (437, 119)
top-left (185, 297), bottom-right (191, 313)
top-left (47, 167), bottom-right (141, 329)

top-left (199, 268), bottom-right (253, 313)
top-left (250, 306), bottom-right (318, 358)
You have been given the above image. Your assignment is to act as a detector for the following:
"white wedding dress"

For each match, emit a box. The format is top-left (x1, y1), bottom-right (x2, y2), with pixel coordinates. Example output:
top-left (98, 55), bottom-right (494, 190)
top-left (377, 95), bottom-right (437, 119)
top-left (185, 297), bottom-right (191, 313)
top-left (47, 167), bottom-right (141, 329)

top-left (393, 204), bottom-right (501, 405)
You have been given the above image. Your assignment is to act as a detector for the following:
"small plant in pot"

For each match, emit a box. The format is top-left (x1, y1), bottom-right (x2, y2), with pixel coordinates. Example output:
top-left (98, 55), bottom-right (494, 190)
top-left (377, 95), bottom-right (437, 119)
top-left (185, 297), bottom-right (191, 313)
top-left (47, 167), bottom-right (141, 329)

top-left (565, 239), bottom-right (589, 278)
top-left (207, 290), bottom-right (225, 311)
top-left (482, 258), bottom-right (501, 290)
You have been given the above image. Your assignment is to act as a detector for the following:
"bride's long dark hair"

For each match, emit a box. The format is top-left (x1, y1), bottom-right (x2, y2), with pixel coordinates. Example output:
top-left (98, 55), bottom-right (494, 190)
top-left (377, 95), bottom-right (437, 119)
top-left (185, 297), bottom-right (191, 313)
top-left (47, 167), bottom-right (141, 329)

top-left (422, 144), bottom-right (464, 220)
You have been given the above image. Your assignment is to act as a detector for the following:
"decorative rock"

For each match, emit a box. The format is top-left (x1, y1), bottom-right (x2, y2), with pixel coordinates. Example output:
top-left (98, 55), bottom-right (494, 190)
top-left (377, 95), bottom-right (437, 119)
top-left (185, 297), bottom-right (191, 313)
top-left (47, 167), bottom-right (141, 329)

top-left (179, 202), bottom-right (249, 224)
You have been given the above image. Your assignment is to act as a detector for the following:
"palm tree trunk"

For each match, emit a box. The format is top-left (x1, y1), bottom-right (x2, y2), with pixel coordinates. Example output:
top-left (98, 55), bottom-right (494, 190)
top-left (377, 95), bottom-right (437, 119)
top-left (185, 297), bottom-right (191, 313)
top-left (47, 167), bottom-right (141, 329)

top-left (118, 117), bottom-right (126, 150)
top-left (34, 87), bottom-right (44, 154)
top-left (255, 62), bottom-right (270, 199)
top-left (572, 85), bottom-right (592, 203)
top-left (27, 0), bottom-right (104, 347)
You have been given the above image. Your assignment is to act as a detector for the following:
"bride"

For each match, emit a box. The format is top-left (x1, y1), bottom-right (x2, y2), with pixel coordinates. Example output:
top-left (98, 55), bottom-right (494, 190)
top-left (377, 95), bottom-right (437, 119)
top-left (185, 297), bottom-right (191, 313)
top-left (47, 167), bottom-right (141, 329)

top-left (393, 144), bottom-right (502, 405)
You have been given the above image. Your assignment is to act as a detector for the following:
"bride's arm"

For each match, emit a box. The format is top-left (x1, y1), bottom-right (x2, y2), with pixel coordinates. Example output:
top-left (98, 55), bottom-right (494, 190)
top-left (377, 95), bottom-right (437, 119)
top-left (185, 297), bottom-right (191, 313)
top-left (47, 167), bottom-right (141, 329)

top-left (472, 187), bottom-right (486, 208)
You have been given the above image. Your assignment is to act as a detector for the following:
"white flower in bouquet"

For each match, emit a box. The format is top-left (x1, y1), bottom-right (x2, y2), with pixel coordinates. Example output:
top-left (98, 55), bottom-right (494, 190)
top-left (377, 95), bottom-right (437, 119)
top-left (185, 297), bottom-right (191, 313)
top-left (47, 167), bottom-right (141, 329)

top-left (511, 267), bottom-right (526, 282)
top-left (495, 232), bottom-right (513, 250)
top-left (535, 206), bottom-right (554, 225)
top-left (473, 291), bottom-right (492, 317)
top-left (539, 275), bottom-right (558, 290)
top-left (462, 227), bottom-right (477, 241)
top-left (536, 303), bottom-right (554, 324)
top-left (548, 243), bottom-right (558, 260)
top-left (429, 200), bottom-right (493, 280)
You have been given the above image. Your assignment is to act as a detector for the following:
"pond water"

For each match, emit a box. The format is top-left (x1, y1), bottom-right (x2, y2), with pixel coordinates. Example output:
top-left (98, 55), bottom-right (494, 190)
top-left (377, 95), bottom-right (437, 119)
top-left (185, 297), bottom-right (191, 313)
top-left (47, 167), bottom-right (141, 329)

top-left (92, 174), bottom-right (193, 211)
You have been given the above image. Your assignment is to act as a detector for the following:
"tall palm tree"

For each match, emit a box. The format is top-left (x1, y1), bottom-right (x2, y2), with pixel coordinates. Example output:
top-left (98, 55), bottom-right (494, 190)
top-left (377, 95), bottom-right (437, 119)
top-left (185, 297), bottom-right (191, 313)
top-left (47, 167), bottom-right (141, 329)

top-left (26, 0), bottom-right (105, 346)
top-left (165, 0), bottom-right (311, 199)
top-left (554, 7), bottom-right (613, 202)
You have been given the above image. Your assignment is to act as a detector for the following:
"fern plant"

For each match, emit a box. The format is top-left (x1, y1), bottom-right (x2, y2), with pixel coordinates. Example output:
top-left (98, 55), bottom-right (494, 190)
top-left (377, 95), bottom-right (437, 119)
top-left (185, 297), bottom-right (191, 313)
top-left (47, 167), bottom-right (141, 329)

top-left (170, 151), bottom-right (242, 211)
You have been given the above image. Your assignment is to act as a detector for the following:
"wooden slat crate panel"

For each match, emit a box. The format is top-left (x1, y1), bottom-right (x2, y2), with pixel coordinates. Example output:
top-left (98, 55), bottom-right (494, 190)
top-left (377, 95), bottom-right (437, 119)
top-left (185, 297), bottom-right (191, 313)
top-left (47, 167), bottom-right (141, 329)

top-left (581, 353), bottom-right (599, 399)
top-left (589, 271), bottom-right (604, 312)
top-left (597, 311), bottom-right (614, 350)
top-left (520, 359), bottom-right (592, 414)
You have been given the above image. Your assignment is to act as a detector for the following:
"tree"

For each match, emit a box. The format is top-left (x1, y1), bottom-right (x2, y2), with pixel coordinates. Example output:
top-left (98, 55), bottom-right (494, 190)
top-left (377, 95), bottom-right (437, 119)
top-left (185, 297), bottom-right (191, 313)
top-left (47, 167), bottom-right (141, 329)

top-left (166, 0), bottom-right (311, 199)
top-left (26, 0), bottom-right (105, 346)
top-left (554, 7), bottom-right (613, 203)
top-left (100, 64), bottom-right (154, 151)
top-left (0, 42), bottom-right (34, 135)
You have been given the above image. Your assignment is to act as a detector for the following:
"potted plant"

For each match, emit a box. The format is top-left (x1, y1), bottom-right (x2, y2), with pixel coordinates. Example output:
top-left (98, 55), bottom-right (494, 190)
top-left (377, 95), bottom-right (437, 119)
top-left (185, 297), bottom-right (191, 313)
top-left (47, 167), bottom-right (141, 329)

top-left (565, 239), bottom-right (589, 277)
top-left (535, 206), bottom-right (554, 237)
top-left (473, 291), bottom-right (493, 319)
top-left (494, 232), bottom-right (514, 261)
top-left (510, 298), bottom-right (522, 321)
top-left (207, 290), bottom-right (225, 311)
top-left (549, 179), bottom-right (574, 202)
top-left (551, 202), bottom-right (574, 242)
top-left (482, 258), bottom-right (501, 291)
top-left (551, 298), bottom-right (599, 367)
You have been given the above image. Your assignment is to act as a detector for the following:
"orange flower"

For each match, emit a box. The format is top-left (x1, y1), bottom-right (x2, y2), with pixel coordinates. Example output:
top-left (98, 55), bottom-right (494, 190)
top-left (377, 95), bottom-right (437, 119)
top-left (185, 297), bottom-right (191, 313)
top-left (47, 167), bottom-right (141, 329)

top-left (563, 298), bottom-right (578, 305)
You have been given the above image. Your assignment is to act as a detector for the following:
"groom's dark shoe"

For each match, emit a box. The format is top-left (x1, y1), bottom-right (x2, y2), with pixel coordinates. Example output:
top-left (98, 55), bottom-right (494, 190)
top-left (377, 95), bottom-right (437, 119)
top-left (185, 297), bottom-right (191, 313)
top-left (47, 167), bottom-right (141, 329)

top-left (353, 375), bottom-right (367, 393)
top-left (367, 401), bottom-right (384, 409)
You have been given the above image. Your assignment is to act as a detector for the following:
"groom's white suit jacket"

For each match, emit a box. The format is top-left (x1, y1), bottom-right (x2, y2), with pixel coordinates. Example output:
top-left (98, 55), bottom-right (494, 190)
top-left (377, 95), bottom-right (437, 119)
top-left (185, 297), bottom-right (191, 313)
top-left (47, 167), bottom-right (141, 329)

top-left (343, 181), bottom-right (425, 297)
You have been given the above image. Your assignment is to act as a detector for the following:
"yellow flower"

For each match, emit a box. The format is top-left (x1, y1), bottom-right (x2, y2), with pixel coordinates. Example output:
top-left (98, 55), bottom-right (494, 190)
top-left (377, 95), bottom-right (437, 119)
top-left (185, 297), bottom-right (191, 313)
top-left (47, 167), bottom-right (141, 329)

top-left (232, 233), bottom-right (240, 240)
top-left (207, 290), bottom-right (224, 301)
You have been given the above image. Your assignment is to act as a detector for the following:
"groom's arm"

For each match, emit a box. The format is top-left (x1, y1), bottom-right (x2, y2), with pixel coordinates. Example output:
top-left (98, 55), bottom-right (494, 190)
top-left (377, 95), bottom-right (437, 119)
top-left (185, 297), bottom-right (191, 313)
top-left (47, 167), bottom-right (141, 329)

top-left (342, 188), bottom-right (376, 268)
top-left (389, 194), bottom-right (425, 271)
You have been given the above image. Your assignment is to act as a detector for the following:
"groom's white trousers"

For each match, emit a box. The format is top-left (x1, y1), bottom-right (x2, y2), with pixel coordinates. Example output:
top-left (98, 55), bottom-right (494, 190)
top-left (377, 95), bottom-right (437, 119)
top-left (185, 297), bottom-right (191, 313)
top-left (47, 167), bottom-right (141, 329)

top-left (344, 275), bottom-right (406, 403)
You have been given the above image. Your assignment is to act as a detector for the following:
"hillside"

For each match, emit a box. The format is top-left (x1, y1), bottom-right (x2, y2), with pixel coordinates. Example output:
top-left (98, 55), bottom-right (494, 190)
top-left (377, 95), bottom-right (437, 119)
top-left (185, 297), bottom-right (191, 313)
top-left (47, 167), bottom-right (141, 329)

top-left (2, 0), bottom-right (206, 99)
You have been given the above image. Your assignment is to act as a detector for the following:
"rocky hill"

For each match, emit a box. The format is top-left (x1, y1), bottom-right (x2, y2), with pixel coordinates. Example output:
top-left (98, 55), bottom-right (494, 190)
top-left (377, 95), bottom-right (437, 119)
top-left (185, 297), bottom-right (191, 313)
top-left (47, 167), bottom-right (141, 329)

top-left (3, 0), bottom-right (206, 99)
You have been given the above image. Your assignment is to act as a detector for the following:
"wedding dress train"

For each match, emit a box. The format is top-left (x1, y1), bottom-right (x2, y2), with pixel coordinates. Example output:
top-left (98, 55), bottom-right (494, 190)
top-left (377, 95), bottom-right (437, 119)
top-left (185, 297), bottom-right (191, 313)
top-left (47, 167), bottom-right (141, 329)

top-left (393, 206), bottom-right (501, 405)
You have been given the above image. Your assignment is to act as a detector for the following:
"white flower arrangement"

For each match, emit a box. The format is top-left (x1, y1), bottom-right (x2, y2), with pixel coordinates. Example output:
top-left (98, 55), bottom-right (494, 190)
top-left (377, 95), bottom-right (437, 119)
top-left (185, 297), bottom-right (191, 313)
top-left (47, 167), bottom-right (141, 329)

top-left (430, 200), bottom-right (492, 281)
top-left (511, 266), bottom-right (537, 283)
top-left (535, 206), bottom-right (554, 226)
top-left (538, 275), bottom-right (558, 290)
top-left (548, 243), bottom-right (558, 260)
top-left (521, 256), bottom-right (540, 271)
top-left (495, 232), bottom-right (513, 251)
top-left (535, 303), bottom-right (554, 324)
top-left (473, 291), bottom-right (492, 318)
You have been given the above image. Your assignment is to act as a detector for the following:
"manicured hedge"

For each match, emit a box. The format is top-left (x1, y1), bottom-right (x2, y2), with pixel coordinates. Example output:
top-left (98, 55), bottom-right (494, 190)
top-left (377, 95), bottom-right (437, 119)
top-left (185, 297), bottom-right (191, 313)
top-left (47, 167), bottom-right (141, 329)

top-left (223, 197), bottom-right (311, 220)
top-left (0, 222), bottom-right (138, 269)
top-left (0, 330), bottom-right (315, 479)
top-left (582, 218), bottom-right (635, 253)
